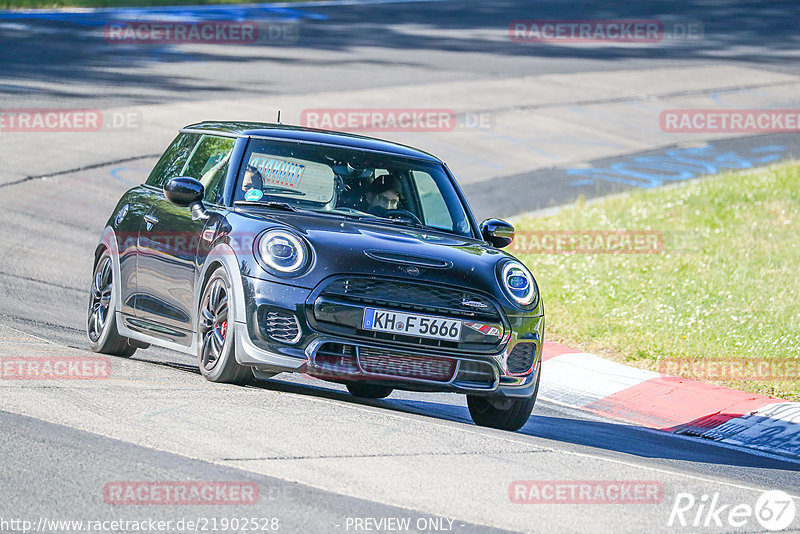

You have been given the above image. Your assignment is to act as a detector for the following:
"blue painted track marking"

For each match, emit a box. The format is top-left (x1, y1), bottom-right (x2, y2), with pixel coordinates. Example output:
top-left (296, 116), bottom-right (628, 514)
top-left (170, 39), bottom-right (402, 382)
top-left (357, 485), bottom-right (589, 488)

top-left (0, 4), bottom-right (327, 24)
top-left (0, 0), bottom-right (448, 23)
top-left (110, 167), bottom-right (148, 187)
top-left (568, 143), bottom-right (787, 188)
top-left (751, 145), bottom-right (786, 153)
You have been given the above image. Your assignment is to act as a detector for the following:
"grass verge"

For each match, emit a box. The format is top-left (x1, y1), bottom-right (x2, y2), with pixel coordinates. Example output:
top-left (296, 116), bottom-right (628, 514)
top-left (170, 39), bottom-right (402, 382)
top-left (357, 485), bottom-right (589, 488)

top-left (512, 161), bottom-right (800, 401)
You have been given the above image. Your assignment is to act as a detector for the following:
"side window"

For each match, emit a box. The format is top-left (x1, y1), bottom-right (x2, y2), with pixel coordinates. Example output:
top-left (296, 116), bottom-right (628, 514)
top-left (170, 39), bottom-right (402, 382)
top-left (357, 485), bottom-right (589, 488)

top-left (181, 135), bottom-right (236, 205)
top-left (145, 133), bottom-right (200, 188)
top-left (413, 170), bottom-right (454, 231)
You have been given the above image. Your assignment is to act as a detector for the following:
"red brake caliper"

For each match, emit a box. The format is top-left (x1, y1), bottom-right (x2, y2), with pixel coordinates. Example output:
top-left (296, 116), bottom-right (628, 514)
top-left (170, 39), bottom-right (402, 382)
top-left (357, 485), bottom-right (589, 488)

top-left (220, 321), bottom-right (227, 339)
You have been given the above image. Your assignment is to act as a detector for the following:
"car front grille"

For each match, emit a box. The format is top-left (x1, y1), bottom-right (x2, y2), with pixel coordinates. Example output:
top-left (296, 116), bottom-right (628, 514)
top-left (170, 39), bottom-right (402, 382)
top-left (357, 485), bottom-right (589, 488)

top-left (311, 277), bottom-right (505, 352)
top-left (319, 277), bottom-right (502, 322)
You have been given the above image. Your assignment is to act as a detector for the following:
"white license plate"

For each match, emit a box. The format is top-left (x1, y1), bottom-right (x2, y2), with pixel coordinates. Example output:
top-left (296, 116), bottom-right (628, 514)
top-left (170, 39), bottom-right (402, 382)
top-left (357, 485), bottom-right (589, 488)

top-left (362, 308), bottom-right (462, 342)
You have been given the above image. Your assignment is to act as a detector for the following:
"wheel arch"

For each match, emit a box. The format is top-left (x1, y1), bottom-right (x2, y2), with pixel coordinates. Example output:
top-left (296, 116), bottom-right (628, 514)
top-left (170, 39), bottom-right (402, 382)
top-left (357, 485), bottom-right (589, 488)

top-left (194, 244), bottom-right (247, 336)
top-left (96, 227), bottom-right (123, 316)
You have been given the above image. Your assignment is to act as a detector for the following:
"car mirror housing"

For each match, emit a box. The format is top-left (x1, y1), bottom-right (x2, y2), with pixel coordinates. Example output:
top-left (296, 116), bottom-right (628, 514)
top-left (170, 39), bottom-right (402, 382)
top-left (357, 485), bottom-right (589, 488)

top-left (480, 218), bottom-right (514, 248)
top-left (164, 176), bottom-right (204, 206)
top-left (164, 176), bottom-right (209, 219)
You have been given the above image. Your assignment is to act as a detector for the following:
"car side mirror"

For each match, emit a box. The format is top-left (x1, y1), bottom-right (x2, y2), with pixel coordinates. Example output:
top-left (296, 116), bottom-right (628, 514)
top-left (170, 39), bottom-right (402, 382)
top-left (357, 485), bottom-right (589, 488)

top-left (164, 176), bottom-right (209, 220)
top-left (480, 218), bottom-right (514, 248)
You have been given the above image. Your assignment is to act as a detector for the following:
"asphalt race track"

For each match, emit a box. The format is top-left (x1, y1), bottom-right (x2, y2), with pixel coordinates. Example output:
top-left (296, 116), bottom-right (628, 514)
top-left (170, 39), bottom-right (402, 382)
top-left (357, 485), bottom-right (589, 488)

top-left (1, 1), bottom-right (799, 533)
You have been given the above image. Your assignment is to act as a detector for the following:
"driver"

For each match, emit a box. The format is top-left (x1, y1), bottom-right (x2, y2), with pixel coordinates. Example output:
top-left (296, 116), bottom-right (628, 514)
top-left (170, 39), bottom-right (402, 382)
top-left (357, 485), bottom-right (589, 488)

top-left (242, 164), bottom-right (264, 194)
top-left (365, 173), bottom-right (402, 214)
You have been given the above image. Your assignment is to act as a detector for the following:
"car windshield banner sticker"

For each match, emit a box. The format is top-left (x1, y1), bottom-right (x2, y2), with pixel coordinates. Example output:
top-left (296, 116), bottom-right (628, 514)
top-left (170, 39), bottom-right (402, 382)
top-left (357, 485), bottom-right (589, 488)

top-left (247, 153), bottom-right (335, 203)
top-left (248, 155), bottom-right (306, 188)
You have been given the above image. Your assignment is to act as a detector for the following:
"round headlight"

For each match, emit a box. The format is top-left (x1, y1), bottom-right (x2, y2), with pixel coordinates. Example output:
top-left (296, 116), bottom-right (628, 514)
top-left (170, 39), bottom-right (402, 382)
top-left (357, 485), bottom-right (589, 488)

top-left (501, 261), bottom-right (537, 306)
top-left (258, 230), bottom-right (307, 274)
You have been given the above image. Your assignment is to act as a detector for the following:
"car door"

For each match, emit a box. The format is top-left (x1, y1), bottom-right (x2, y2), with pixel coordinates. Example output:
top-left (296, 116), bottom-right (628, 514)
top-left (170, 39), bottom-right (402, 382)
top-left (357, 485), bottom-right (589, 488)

top-left (135, 133), bottom-right (236, 345)
top-left (119, 132), bottom-right (200, 322)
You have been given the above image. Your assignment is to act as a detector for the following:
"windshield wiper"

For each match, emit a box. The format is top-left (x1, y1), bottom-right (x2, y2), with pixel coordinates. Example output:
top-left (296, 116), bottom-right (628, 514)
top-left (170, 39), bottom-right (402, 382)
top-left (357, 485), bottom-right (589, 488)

top-left (260, 186), bottom-right (306, 196)
top-left (305, 209), bottom-right (430, 230)
top-left (331, 212), bottom-right (373, 220)
top-left (353, 214), bottom-right (428, 230)
top-left (383, 217), bottom-right (428, 230)
top-left (234, 200), bottom-right (300, 212)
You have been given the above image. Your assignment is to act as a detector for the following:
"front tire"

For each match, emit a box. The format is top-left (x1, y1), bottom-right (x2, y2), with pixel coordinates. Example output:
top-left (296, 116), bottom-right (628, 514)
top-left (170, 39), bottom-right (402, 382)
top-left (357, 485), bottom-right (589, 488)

top-left (467, 371), bottom-right (539, 431)
top-left (197, 267), bottom-right (251, 385)
top-left (87, 251), bottom-right (136, 358)
top-left (346, 382), bottom-right (393, 399)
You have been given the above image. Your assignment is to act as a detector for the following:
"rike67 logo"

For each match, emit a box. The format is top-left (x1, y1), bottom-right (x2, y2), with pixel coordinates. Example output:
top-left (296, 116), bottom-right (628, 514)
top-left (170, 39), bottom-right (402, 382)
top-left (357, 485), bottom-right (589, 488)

top-left (668, 490), bottom-right (797, 531)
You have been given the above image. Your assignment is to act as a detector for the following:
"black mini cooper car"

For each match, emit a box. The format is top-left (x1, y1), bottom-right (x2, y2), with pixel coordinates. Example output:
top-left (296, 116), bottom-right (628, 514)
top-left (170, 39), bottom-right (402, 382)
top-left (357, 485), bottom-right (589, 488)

top-left (88, 122), bottom-right (544, 431)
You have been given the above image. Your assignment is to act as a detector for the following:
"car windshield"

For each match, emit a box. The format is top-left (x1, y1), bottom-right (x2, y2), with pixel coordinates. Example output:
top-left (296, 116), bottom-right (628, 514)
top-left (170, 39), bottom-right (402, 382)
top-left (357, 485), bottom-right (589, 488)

top-left (235, 139), bottom-right (474, 237)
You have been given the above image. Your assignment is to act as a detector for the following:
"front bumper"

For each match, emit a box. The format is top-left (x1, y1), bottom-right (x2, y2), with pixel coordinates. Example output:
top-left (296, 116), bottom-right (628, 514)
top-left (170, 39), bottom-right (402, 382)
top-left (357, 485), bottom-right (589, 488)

top-left (235, 275), bottom-right (544, 398)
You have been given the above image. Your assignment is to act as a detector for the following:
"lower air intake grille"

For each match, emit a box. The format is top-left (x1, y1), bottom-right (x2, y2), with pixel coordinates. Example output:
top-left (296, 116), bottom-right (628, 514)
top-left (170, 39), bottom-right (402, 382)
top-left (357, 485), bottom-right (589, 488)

top-left (314, 343), bottom-right (359, 374)
top-left (358, 347), bottom-right (456, 382)
top-left (262, 310), bottom-right (301, 344)
top-left (454, 360), bottom-right (496, 388)
top-left (507, 343), bottom-right (536, 374)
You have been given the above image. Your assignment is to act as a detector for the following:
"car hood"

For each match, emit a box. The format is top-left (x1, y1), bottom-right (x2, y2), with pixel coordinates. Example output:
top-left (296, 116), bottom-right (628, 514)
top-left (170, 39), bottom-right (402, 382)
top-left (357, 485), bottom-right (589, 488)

top-left (230, 210), bottom-right (518, 303)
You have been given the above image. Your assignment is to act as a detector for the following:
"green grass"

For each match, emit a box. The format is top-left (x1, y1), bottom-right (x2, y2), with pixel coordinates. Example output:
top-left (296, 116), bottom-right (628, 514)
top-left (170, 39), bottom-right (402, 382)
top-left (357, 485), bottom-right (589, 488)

top-left (2, 0), bottom-right (307, 8)
top-left (512, 162), bottom-right (800, 401)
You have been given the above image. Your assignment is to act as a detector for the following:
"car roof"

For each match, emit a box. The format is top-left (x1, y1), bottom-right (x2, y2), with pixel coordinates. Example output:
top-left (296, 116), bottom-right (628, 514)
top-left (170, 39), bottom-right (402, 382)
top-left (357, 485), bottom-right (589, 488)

top-left (182, 121), bottom-right (442, 163)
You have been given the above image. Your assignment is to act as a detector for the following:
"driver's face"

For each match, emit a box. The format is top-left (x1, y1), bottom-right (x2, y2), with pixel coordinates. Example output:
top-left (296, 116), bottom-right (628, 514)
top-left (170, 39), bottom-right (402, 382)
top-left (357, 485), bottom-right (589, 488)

top-left (242, 170), bottom-right (262, 192)
top-left (372, 191), bottom-right (400, 209)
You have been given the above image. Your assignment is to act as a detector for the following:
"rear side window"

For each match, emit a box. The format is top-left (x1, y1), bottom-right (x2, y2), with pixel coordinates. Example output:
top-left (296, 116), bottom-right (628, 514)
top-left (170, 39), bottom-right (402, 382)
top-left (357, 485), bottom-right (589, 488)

top-left (145, 133), bottom-right (200, 188)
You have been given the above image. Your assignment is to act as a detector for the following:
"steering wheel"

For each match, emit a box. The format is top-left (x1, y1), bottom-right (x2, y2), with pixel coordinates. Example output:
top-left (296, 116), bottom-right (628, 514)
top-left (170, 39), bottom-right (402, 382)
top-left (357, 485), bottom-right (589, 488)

top-left (384, 208), bottom-right (423, 225)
